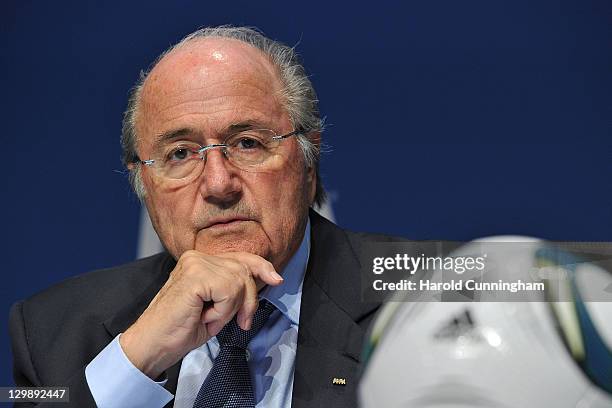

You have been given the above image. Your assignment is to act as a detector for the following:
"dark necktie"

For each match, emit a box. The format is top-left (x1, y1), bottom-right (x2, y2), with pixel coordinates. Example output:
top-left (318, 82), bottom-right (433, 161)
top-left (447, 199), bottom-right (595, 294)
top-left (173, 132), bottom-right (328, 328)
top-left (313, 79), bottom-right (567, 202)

top-left (192, 299), bottom-right (276, 408)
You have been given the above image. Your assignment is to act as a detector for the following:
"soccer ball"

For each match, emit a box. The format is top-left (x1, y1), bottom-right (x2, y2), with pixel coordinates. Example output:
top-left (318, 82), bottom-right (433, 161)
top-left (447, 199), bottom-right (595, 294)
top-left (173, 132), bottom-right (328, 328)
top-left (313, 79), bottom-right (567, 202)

top-left (359, 237), bottom-right (612, 407)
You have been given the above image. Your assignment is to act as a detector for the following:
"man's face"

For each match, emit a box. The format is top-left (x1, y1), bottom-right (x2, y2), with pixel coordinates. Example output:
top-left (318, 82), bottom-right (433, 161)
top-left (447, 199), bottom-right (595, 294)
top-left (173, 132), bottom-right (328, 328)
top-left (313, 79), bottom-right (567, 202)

top-left (135, 38), bottom-right (316, 271)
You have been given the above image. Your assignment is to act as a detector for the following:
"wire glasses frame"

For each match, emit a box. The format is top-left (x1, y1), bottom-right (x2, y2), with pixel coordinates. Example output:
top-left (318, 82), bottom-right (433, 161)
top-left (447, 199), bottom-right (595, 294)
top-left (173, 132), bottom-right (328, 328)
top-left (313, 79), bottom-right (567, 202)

top-left (132, 128), bottom-right (304, 181)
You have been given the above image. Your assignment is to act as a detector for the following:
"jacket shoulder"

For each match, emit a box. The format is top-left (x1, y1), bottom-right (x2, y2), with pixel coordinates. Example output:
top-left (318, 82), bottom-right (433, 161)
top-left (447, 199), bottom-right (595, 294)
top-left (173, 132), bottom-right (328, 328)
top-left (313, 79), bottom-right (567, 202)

top-left (18, 252), bottom-right (174, 324)
top-left (9, 252), bottom-right (175, 384)
top-left (345, 229), bottom-right (409, 244)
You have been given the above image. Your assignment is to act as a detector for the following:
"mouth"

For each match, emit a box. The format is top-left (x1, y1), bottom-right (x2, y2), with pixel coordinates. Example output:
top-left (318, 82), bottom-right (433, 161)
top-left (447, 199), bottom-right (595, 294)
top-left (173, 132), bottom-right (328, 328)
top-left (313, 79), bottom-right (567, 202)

top-left (203, 216), bottom-right (253, 229)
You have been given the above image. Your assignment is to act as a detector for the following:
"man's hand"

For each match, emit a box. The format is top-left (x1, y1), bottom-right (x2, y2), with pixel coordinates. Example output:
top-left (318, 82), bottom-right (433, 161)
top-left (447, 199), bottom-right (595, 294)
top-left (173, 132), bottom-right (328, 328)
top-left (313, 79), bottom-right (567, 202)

top-left (119, 250), bottom-right (283, 379)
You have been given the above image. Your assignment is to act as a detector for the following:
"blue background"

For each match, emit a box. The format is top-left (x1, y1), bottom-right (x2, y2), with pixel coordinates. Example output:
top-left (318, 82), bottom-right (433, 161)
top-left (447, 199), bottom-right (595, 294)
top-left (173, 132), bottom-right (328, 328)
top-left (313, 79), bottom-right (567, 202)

top-left (1, 0), bottom-right (610, 389)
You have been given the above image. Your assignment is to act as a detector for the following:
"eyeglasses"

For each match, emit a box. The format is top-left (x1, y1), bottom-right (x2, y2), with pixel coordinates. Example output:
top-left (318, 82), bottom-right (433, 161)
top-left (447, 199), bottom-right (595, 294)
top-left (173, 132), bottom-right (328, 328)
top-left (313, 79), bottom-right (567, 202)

top-left (134, 128), bottom-right (303, 181)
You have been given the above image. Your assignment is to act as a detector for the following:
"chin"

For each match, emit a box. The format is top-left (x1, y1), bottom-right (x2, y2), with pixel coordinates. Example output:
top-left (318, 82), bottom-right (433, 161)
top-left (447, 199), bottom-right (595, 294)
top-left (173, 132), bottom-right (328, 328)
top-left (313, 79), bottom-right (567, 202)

top-left (198, 240), bottom-right (269, 258)
top-left (195, 227), bottom-right (271, 259)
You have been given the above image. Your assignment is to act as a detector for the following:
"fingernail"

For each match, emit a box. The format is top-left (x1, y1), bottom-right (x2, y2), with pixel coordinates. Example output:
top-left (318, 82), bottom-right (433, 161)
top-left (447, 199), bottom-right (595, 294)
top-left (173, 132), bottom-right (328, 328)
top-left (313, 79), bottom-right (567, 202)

top-left (270, 270), bottom-right (283, 281)
top-left (244, 317), bottom-right (253, 331)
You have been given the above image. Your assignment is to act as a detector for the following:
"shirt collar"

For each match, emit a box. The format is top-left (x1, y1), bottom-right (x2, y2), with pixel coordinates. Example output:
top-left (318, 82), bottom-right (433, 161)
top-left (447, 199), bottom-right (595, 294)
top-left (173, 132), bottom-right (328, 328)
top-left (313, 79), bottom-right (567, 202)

top-left (259, 218), bottom-right (310, 325)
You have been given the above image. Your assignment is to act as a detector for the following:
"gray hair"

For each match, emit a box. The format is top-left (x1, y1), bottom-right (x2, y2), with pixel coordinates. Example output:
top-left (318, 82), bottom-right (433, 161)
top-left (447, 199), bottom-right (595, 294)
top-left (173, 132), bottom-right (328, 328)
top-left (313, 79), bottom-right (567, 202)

top-left (121, 25), bottom-right (326, 205)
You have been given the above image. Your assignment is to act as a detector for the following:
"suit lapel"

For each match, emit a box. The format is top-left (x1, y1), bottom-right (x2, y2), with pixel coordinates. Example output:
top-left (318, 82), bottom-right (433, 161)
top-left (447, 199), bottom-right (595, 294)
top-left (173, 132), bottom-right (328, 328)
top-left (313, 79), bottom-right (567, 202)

top-left (292, 211), bottom-right (380, 408)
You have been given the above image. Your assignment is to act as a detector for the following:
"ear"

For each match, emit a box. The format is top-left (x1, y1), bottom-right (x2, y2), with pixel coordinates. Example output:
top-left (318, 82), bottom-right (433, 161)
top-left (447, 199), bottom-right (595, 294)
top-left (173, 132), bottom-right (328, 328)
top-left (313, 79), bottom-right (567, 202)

top-left (305, 131), bottom-right (321, 205)
top-left (306, 165), bottom-right (316, 205)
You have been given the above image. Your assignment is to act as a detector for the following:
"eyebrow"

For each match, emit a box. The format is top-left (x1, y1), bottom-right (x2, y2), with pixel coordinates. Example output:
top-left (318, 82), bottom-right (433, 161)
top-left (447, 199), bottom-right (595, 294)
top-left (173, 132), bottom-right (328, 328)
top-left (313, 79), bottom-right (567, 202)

top-left (152, 120), bottom-right (272, 146)
top-left (226, 120), bottom-right (270, 133)
top-left (153, 128), bottom-right (202, 146)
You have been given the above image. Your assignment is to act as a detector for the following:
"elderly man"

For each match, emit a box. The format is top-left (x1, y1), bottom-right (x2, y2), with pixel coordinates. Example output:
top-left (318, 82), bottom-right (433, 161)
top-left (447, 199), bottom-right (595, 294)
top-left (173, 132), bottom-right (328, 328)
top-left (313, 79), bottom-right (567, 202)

top-left (9, 26), bottom-right (382, 407)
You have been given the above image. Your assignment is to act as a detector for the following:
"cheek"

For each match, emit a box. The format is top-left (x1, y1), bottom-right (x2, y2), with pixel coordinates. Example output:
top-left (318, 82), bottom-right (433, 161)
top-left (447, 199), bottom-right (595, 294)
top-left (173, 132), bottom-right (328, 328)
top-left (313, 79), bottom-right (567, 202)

top-left (251, 162), bottom-right (308, 211)
top-left (255, 164), bottom-right (310, 236)
top-left (144, 181), bottom-right (200, 257)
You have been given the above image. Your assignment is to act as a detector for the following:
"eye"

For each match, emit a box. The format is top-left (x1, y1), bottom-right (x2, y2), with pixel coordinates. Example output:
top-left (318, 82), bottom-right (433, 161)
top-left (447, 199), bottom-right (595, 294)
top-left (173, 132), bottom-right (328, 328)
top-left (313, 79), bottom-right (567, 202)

top-left (166, 146), bottom-right (196, 163)
top-left (172, 148), bottom-right (190, 160)
top-left (236, 137), bottom-right (263, 150)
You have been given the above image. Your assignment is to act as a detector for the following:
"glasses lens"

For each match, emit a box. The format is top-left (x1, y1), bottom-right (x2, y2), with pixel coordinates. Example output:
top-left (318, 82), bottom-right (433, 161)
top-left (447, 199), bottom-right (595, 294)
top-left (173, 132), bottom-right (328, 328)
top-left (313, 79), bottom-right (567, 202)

top-left (158, 142), bottom-right (203, 179)
top-left (225, 129), bottom-right (280, 168)
top-left (148, 130), bottom-right (288, 181)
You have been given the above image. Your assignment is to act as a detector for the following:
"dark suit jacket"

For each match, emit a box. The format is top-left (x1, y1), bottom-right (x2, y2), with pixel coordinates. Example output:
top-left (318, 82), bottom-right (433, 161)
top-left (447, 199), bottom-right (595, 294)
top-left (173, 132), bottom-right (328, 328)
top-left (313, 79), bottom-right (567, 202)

top-left (9, 211), bottom-right (384, 407)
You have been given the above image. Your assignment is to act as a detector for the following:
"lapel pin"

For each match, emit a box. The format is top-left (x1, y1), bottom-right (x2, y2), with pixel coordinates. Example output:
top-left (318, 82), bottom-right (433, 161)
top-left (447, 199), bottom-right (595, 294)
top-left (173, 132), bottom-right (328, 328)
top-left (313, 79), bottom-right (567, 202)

top-left (332, 377), bottom-right (347, 386)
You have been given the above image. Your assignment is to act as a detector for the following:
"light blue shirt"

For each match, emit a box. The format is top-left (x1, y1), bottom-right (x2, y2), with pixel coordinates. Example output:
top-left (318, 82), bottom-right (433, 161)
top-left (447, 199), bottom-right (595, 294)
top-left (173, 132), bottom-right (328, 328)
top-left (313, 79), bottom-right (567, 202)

top-left (86, 220), bottom-right (310, 408)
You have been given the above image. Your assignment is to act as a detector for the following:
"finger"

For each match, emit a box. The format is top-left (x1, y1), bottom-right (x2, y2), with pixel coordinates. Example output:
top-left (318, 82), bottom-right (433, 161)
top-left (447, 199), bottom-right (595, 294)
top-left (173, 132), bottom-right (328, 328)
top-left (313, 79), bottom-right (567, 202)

top-left (200, 286), bottom-right (244, 336)
top-left (219, 252), bottom-right (283, 287)
top-left (236, 268), bottom-right (258, 330)
top-left (201, 302), bottom-right (236, 337)
top-left (205, 319), bottom-right (226, 338)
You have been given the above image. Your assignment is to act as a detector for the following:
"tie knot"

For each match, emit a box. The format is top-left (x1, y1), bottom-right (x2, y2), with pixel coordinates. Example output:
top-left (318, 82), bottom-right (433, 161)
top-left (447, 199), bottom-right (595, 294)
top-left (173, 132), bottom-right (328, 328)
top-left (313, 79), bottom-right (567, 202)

top-left (216, 299), bottom-right (276, 349)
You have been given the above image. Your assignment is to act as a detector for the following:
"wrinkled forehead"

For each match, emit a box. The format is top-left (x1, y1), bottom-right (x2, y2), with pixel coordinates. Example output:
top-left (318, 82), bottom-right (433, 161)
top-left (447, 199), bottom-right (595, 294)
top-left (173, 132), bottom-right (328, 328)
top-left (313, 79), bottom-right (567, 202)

top-left (141, 38), bottom-right (283, 105)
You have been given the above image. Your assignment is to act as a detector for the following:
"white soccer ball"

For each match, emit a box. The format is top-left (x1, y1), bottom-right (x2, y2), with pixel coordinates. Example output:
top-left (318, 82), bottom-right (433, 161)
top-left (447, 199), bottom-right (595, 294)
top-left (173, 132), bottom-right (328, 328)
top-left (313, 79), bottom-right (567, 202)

top-left (359, 238), bottom-right (612, 408)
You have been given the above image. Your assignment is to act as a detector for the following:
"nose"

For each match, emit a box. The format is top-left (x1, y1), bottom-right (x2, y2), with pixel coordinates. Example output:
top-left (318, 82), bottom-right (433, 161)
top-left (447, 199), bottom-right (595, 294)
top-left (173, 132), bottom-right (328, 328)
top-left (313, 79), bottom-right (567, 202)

top-left (199, 148), bottom-right (242, 206)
